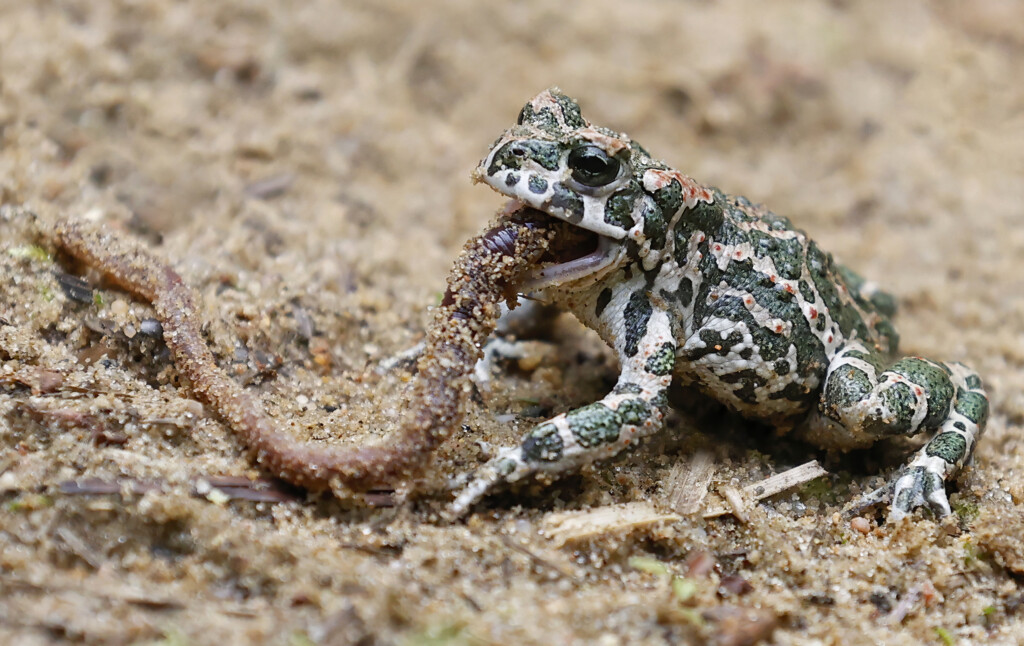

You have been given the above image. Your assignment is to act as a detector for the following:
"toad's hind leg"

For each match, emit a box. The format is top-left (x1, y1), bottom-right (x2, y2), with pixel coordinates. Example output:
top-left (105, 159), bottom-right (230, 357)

top-left (813, 341), bottom-right (989, 520)
top-left (448, 307), bottom-right (677, 517)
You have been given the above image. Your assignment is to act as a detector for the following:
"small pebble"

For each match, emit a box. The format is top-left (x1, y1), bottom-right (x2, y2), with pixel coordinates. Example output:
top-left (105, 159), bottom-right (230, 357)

top-left (850, 517), bottom-right (871, 534)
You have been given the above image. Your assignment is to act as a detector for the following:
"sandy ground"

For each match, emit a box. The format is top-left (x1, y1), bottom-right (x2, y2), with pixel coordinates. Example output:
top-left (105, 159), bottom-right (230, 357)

top-left (2, 1), bottom-right (1024, 644)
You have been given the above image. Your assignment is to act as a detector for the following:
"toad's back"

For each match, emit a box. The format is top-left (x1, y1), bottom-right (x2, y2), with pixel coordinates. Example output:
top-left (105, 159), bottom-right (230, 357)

top-left (654, 188), bottom-right (900, 423)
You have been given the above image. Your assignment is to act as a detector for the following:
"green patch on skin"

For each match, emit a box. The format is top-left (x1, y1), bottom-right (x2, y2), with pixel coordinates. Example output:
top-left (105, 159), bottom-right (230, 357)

top-left (612, 382), bottom-right (643, 395)
top-left (692, 258), bottom-right (825, 379)
top-left (836, 264), bottom-right (865, 293)
top-left (798, 280), bottom-right (816, 302)
top-left (639, 197), bottom-right (666, 250)
top-left (724, 197), bottom-right (757, 224)
top-left (495, 458), bottom-right (518, 476)
top-left (926, 432), bottom-right (968, 464)
top-left (649, 390), bottom-right (669, 410)
top-left (954, 389), bottom-right (989, 427)
top-left (521, 422), bottom-right (564, 463)
top-left (869, 291), bottom-right (898, 318)
top-left (864, 381), bottom-right (916, 436)
top-left (487, 142), bottom-right (525, 174)
top-left (834, 307), bottom-right (872, 345)
top-left (652, 178), bottom-right (684, 219)
top-left (527, 176), bottom-right (548, 194)
top-left (714, 218), bottom-right (749, 248)
top-left (517, 103), bottom-right (561, 134)
top-left (965, 374), bottom-right (983, 390)
top-left (788, 326), bottom-right (828, 377)
top-left (683, 195), bottom-right (725, 233)
top-left (671, 228), bottom-right (693, 268)
top-left (750, 231), bottom-right (803, 280)
top-left (842, 348), bottom-right (884, 371)
top-left (604, 187), bottom-right (638, 229)
top-left (761, 210), bottom-right (796, 232)
top-left (548, 182), bottom-right (584, 222)
top-left (523, 140), bottom-right (564, 171)
top-left (644, 342), bottom-right (676, 376)
top-left (616, 398), bottom-right (650, 426)
top-left (551, 91), bottom-right (586, 129)
top-left (568, 403), bottom-right (621, 447)
top-left (890, 358), bottom-right (955, 428)
top-left (824, 365), bottom-right (874, 413)
top-left (622, 290), bottom-right (653, 358)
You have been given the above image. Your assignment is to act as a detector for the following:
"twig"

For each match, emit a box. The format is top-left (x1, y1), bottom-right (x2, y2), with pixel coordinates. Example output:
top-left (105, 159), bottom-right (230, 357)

top-left (57, 476), bottom-right (302, 503)
top-left (663, 450), bottom-right (715, 515)
top-left (499, 534), bottom-right (578, 580)
top-left (541, 502), bottom-right (681, 547)
top-left (703, 460), bottom-right (828, 519)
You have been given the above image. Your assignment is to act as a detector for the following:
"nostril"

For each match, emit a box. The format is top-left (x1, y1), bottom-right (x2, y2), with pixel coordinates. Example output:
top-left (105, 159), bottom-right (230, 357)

top-left (511, 146), bottom-right (527, 157)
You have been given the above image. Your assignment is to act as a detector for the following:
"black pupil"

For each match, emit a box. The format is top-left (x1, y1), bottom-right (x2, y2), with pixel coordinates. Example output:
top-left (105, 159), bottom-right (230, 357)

top-left (568, 146), bottom-right (619, 187)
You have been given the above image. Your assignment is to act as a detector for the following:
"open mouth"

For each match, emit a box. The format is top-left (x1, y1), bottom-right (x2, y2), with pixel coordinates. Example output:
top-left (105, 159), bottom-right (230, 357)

top-left (521, 210), bottom-right (622, 290)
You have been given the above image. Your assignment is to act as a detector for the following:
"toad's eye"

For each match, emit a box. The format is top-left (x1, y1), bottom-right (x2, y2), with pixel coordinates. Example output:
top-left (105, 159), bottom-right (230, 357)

top-left (567, 145), bottom-right (620, 187)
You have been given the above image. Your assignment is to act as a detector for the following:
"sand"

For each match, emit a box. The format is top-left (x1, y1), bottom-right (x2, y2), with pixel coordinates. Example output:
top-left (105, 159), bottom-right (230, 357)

top-left (1, 1), bottom-right (1023, 644)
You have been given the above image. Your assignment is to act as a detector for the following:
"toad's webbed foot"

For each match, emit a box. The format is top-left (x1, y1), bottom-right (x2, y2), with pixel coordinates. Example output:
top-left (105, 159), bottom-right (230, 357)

top-left (847, 464), bottom-right (951, 522)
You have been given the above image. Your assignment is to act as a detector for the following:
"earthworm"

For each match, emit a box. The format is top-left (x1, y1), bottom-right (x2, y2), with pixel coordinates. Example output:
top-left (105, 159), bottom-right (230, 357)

top-left (53, 207), bottom-right (554, 493)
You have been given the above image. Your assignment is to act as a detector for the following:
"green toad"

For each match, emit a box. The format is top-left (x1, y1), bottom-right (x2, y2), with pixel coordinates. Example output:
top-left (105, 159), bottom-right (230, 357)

top-left (450, 88), bottom-right (988, 521)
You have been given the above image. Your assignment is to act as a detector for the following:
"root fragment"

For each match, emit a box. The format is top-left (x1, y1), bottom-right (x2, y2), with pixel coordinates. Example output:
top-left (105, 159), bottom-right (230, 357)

top-left (53, 208), bottom-right (555, 492)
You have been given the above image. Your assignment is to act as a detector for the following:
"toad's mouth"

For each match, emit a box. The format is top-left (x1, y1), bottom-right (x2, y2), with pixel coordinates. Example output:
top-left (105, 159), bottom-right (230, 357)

top-left (511, 203), bottom-right (623, 291)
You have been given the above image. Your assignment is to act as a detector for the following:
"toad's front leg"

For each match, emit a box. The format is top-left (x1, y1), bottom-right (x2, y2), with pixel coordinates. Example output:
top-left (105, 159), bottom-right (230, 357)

top-left (448, 300), bottom-right (677, 517)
